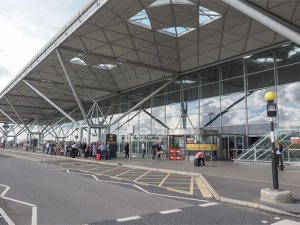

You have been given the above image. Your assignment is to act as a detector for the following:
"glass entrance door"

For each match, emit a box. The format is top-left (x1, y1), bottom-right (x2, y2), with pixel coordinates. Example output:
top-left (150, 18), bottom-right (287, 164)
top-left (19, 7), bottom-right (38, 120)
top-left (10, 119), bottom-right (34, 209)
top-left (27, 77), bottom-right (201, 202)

top-left (221, 135), bottom-right (244, 159)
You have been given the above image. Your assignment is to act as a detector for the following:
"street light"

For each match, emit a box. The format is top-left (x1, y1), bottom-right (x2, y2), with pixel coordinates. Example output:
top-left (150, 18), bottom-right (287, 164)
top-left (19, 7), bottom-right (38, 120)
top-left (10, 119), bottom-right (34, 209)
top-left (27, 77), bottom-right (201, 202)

top-left (264, 91), bottom-right (278, 190)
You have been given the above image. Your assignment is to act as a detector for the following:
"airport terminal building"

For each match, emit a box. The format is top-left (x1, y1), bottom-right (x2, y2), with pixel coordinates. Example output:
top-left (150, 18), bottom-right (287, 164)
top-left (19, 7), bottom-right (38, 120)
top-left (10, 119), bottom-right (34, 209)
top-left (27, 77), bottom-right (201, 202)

top-left (0, 0), bottom-right (300, 161)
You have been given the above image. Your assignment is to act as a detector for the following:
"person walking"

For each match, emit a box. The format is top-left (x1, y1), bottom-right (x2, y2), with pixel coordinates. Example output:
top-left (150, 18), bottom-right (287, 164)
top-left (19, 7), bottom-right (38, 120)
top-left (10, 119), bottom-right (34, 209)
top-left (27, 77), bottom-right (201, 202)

top-left (106, 141), bottom-right (111, 160)
top-left (141, 143), bottom-right (146, 158)
top-left (275, 141), bottom-right (284, 170)
top-left (92, 143), bottom-right (97, 159)
top-left (124, 142), bottom-right (129, 158)
top-left (156, 144), bottom-right (162, 160)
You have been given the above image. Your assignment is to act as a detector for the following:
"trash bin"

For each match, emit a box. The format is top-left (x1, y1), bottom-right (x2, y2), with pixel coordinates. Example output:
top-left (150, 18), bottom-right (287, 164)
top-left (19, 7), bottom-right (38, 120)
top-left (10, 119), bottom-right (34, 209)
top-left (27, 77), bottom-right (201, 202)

top-left (194, 158), bottom-right (200, 166)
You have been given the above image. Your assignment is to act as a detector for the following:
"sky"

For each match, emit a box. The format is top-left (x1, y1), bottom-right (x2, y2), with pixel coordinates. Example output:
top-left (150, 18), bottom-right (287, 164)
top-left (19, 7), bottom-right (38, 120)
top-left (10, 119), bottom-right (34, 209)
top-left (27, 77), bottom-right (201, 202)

top-left (0, 0), bottom-right (88, 92)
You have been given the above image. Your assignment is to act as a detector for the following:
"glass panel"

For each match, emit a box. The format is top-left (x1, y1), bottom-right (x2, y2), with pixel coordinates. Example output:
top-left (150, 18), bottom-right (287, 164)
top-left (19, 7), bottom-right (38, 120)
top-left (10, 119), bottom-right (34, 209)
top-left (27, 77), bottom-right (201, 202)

top-left (186, 100), bottom-right (199, 114)
top-left (248, 123), bottom-right (270, 135)
top-left (152, 105), bottom-right (165, 119)
top-left (166, 116), bottom-right (180, 129)
top-left (166, 103), bottom-right (181, 117)
top-left (277, 81), bottom-right (300, 103)
top-left (167, 91), bottom-right (181, 104)
top-left (278, 102), bottom-right (300, 128)
top-left (183, 87), bottom-right (198, 101)
top-left (201, 83), bottom-right (219, 99)
top-left (276, 45), bottom-right (300, 67)
top-left (200, 96), bottom-right (220, 114)
top-left (247, 70), bottom-right (275, 90)
top-left (247, 106), bottom-right (268, 124)
top-left (247, 89), bottom-right (268, 108)
top-left (129, 110), bottom-right (140, 121)
top-left (221, 61), bottom-right (244, 79)
top-left (139, 119), bottom-right (151, 134)
top-left (182, 73), bottom-right (199, 88)
top-left (221, 92), bottom-right (245, 110)
top-left (277, 63), bottom-right (300, 85)
top-left (222, 77), bottom-right (244, 95)
top-left (221, 109), bottom-right (246, 126)
top-left (186, 114), bottom-right (199, 128)
top-left (167, 79), bottom-right (181, 92)
top-left (200, 68), bottom-right (219, 84)
top-left (222, 125), bottom-right (246, 134)
top-left (246, 52), bottom-right (274, 74)
top-left (151, 120), bottom-right (165, 135)
top-left (153, 95), bottom-right (165, 107)
top-left (199, 113), bottom-right (220, 127)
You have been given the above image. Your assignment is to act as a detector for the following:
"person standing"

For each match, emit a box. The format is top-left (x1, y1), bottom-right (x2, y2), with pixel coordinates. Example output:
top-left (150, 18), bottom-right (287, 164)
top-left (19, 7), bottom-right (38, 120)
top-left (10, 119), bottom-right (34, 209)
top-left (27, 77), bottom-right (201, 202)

top-left (141, 143), bottom-right (146, 158)
top-left (106, 141), bottom-right (111, 160)
top-left (124, 142), bottom-right (129, 158)
top-left (151, 143), bottom-right (157, 160)
top-left (275, 141), bottom-right (284, 170)
top-left (71, 142), bottom-right (77, 158)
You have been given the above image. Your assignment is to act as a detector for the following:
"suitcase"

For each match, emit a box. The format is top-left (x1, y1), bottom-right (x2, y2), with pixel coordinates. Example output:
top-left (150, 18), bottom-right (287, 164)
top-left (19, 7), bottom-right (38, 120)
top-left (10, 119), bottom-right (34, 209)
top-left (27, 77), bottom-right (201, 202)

top-left (279, 164), bottom-right (284, 170)
top-left (96, 153), bottom-right (101, 160)
top-left (194, 158), bottom-right (201, 166)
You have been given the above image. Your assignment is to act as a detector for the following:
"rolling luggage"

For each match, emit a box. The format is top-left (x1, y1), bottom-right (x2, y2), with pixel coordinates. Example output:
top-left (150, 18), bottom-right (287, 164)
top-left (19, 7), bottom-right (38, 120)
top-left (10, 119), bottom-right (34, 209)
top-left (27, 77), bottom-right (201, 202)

top-left (194, 158), bottom-right (201, 166)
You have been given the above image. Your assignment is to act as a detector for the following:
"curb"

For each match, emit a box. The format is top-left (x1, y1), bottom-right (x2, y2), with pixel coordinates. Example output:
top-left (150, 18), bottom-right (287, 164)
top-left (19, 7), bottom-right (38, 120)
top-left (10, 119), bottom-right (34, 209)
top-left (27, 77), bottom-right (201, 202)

top-left (200, 173), bottom-right (300, 218)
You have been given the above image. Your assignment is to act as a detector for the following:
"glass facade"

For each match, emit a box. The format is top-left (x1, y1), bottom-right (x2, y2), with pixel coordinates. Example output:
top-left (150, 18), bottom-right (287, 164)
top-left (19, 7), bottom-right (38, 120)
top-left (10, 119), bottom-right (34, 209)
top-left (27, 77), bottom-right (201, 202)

top-left (40, 44), bottom-right (300, 155)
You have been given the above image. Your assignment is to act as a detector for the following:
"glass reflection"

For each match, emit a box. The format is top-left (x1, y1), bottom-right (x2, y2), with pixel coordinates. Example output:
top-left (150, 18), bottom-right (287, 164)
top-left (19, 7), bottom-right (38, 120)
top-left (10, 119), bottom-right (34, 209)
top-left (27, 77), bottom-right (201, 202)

top-left (278, 103), bottom-right (300, 128)
top-left (277, 82), bottom-right (300, 102)
top-left (221, 92), bottom-right (245, 110)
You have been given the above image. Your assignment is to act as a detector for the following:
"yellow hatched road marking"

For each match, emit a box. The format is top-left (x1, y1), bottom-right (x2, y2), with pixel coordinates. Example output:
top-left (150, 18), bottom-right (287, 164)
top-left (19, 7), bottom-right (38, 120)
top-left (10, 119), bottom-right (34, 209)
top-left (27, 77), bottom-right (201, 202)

top-left (194, 176), bottom-right (213, 198)
top-left (159, 173), bottom-right (171, 187)
top-left (134, 170), bottom-right (156, 181)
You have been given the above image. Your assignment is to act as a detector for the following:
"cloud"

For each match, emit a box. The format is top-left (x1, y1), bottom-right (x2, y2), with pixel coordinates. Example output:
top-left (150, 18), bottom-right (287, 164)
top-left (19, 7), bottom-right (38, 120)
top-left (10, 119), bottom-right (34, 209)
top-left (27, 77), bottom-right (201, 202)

top-left (0, 0), bottom-right (87, 92)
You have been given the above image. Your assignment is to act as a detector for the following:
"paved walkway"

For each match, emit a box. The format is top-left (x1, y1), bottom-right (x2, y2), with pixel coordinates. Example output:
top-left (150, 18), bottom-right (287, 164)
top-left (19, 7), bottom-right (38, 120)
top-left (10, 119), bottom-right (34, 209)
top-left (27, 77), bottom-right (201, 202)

top-left (2, 148), bottom-right (300, 217)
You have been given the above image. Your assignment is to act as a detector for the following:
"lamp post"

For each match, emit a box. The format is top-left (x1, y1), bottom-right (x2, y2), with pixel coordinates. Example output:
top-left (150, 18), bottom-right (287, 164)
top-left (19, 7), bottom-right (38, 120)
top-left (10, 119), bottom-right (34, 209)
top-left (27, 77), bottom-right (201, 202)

top-left (264, 91), bottom-right (278, 190)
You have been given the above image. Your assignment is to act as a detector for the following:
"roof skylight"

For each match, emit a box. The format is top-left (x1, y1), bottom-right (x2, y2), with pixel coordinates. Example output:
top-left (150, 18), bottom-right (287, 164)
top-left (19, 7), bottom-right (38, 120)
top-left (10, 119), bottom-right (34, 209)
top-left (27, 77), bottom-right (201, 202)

top-left (149, 0), bottom-right (194, 7)
top-left (199, 6), bottom-right (222, 26)
top-left (128, 5), bottom-right (221, 37)
top-left (158, 26), bottom-right (196, 37)
top-left (93, 64), bottom-right (116, 70)
top-left (69, 57), bottom-right (87, 66)
top-left (128, 9), bottom-right (152, 29)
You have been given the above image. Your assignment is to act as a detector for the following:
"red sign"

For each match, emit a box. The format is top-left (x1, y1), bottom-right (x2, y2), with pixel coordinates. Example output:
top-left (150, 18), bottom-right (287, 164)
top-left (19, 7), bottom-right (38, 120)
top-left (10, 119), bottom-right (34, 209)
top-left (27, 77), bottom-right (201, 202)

top-left (290, 137), bottom-right (300, 144)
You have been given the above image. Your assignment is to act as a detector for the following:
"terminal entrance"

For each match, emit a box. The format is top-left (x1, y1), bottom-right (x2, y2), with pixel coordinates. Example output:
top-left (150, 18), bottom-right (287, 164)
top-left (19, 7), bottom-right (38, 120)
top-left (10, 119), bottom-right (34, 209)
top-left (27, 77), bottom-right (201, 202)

top-left (221, 135), bottom-right (245, 160)
top-left (168, 128), bottom-right (219, 161)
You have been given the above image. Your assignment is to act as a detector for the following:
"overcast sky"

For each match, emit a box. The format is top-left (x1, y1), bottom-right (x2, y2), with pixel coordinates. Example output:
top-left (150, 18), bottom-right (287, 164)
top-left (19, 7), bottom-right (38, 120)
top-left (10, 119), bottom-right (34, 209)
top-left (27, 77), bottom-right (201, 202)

top-left (0, 0), bottom-right (88, 92)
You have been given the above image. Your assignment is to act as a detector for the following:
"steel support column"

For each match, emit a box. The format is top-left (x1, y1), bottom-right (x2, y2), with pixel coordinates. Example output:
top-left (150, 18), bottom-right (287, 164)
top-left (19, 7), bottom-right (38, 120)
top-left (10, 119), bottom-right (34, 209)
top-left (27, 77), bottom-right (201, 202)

top-left (0, 109), bottom-right (23, 131)
top-left (110, 74), bottom-right (180, 128)
top-left (56, 49), bottom-right (89, 125)
top-left (23, 80), bottom-right (79, 124)
top-left (222, 0), bottom-right (300, 45)
top-left (5, 96), bottom-right (31, 134)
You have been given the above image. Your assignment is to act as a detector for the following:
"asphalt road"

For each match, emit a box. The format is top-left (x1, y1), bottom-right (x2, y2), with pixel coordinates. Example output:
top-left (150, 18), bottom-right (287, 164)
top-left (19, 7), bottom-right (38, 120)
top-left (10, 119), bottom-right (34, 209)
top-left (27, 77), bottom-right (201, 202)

top-left (0, 151), bottom-right (300, 225)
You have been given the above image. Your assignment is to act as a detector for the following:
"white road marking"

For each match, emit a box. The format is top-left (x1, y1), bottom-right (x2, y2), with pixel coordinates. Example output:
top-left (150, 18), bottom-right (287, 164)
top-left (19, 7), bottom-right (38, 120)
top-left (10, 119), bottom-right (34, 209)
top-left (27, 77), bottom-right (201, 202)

top-left (271, 220), bottom-right (300, 225)
top-left (198, 202), bottom-right (219, 207)
top-left (133, 184), bottom-right (150, 194)
top-left (32, 206), bottom-right (37, 225)
top-left (274, 217), bottom-right (281, 220)
top-left (116, 215), bottom-right (141, 222)
top-left (0, 207), bottom-right (15, 225)
top-left (0, 184), bottom-right (10, 197)
top-left (67, 169), bottom-right (70, 173)
top-left (159, 209), bottom-right (182, 214)
top-left (92, 175), bottom-right (99, 180)
top-left (0, 183), bottom-right (37, 225)
top-left (261, 221), bottom-right (268, 223)
top-left (151, 192), bottom-right (209, 202)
